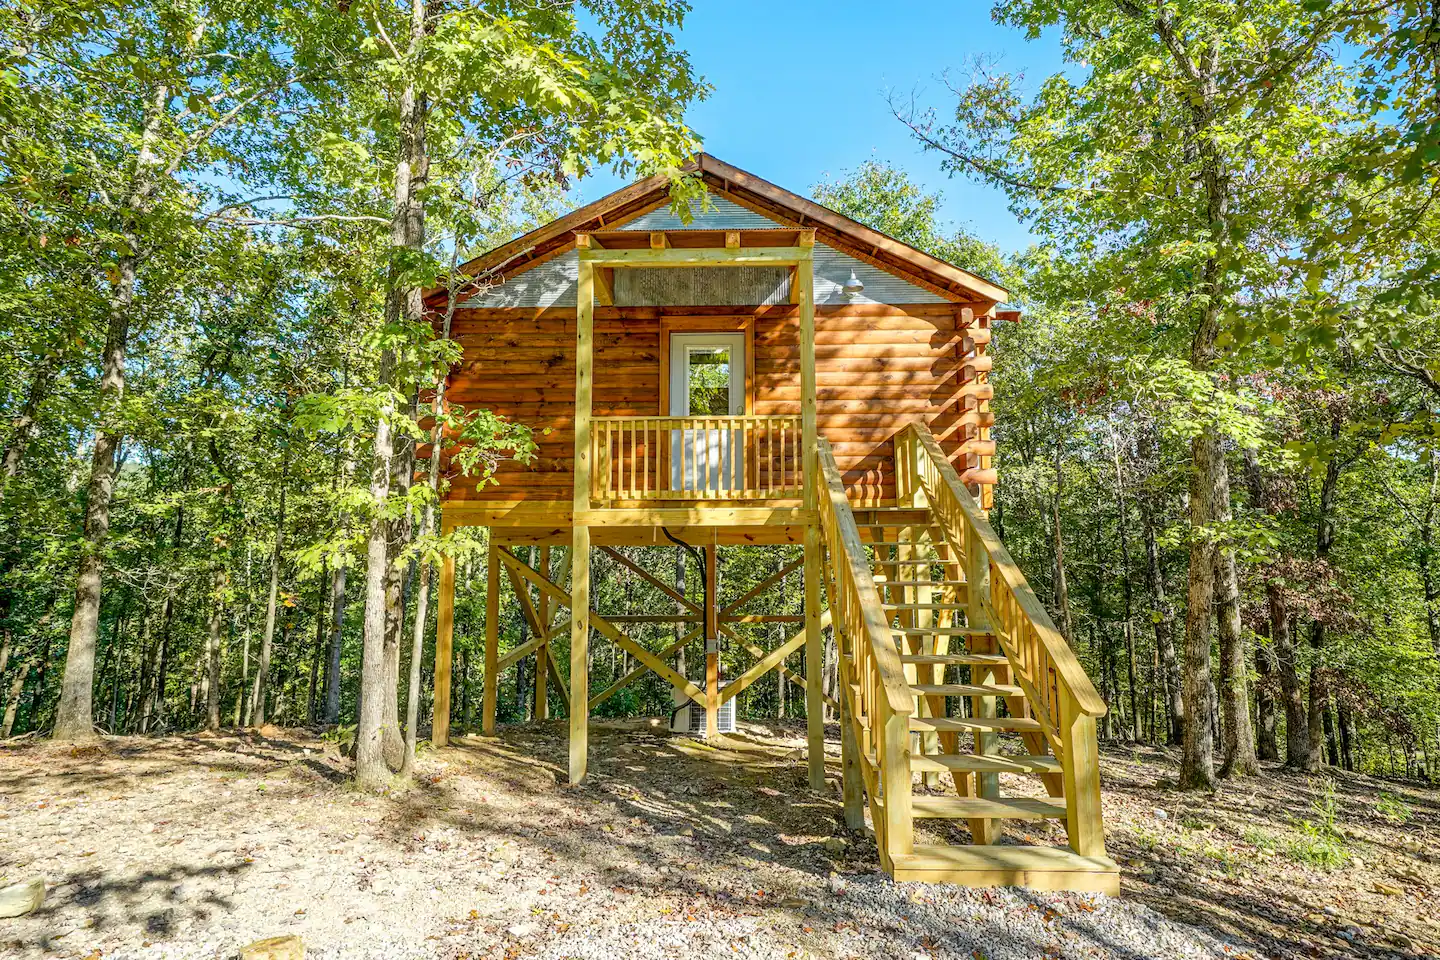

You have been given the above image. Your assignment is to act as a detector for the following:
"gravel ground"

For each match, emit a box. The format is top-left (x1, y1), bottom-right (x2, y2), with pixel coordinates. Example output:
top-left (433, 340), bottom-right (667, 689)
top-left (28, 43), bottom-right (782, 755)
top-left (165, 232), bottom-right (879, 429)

top-left (1, 721), bottom-right (1417, 960)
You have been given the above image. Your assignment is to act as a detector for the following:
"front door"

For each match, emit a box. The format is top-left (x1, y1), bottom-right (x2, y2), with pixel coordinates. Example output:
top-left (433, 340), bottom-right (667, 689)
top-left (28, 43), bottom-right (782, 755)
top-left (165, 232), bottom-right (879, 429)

top-left (669, 332), bottom-right (745, 493)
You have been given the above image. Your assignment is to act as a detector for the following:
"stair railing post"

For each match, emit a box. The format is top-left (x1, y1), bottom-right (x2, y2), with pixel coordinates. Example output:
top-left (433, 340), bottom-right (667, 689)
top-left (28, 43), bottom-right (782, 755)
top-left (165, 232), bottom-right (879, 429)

top-left (839, 661), bottom-right (866, 830)
top-left (965, 518), bottom-right (999, 844)
top-left (880, 700), bottom-right (913, 863)
top-left (1059, 687), bottom-right (1106, 857)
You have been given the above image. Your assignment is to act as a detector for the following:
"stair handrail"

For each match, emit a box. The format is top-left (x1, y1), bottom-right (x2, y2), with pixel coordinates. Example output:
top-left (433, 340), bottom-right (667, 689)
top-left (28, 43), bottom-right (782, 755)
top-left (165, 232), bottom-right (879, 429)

top-left (814, 438), bottom-right (914, 860)
top-left (906, 423), bottom-right (1106, 719)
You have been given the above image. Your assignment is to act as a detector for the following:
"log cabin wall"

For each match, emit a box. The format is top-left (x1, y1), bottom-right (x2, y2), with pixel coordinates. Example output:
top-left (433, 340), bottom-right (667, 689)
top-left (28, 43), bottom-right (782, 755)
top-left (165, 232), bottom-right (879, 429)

top-left (445, 301), bottom-right (989, 505)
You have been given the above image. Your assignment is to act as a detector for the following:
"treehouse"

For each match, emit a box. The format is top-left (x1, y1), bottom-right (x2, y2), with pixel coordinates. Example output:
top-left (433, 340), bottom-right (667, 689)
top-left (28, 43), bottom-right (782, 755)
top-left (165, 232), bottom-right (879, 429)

top-left (426, 155), bottom-right (1116, 892)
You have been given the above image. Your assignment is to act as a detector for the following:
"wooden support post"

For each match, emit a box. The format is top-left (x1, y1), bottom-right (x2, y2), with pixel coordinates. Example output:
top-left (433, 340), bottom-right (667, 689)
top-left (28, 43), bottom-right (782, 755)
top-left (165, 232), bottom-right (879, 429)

top-left (839, 676), bottom-right (866, 830)
top-left (569, 528), bottom-right (591, 783)
top-left (570, 257), bottom-right (595, 783)
top-left (483, 542), bottom-right (499, 736)
top-left (704, 543), bottom-right (719, 739)
top-left (433, 546), bottom-right (456, 747)
top-left (965, 523), bottom-right (997, 842)
top-left (881, 707), bottom-right (913, 862)
top-left (1061, 690), bottom-right (1106, 857)
top-left (535, 546), bottom-right (550, 720)
top-left (804, 525), bottom-right (825, 790)
top-left (798, 251), bottom-right (817, 510)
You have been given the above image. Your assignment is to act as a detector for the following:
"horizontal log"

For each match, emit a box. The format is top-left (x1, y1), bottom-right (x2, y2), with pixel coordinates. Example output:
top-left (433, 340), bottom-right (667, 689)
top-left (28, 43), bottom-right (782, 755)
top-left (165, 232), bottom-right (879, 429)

top-left (958, 382), bottom-right (995, 400)
top-left (961, 468), bottom-right (998, 486)
top-left (755, 344), bottom-right (963, 362)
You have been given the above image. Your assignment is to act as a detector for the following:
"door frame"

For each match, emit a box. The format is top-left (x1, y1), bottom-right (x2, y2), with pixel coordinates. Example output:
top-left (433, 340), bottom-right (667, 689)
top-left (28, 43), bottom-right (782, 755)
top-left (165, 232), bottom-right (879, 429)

top-left (657, 316), bottom-right (754, 417)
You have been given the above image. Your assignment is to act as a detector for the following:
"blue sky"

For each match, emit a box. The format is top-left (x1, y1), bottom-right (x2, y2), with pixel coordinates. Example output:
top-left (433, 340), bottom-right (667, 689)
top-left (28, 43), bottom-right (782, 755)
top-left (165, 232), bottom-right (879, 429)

top-left (576, 1), bottom-right (1065, 253)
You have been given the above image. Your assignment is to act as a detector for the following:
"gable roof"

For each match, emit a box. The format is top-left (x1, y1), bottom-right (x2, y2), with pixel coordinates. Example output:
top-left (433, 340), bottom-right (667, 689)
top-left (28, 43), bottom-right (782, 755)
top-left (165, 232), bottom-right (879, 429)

top-left (432, 153), bottom-right (1008, 307)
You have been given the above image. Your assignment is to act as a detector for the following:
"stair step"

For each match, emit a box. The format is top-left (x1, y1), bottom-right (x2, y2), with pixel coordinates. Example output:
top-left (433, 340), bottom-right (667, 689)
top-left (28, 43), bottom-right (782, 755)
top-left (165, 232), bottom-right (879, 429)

top-left (910, 796), bottom-right (1068, 820)
top-left (909, 683), bottom-right (1024, 697)
top-left (873, 579), bottom-right (967, 587)
top-left (909, 754), bottom-right (1062, 775)
top-left (890, 845), bottom-right (1118, 892)
top-left (883, 603), bottom-right (967, 611)
top-left (909, 715), bottom-right (1043, 733)
top-left (901, 653), bottom-right (1009, 666)
top-left (853, 506), bottom-right (931, 513)
top-left (892, 627), bottom-right (992, 637)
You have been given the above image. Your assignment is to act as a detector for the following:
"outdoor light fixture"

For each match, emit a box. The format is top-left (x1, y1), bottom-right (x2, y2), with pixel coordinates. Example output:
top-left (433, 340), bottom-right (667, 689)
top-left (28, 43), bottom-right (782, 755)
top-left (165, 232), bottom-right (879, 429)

top-left (842, 269), bottom-right (865, 300)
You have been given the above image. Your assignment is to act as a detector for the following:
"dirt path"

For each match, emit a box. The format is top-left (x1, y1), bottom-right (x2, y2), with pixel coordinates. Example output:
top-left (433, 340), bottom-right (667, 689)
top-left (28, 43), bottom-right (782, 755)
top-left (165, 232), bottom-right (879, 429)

top-left (0, 723), bottom-right (1431, 959)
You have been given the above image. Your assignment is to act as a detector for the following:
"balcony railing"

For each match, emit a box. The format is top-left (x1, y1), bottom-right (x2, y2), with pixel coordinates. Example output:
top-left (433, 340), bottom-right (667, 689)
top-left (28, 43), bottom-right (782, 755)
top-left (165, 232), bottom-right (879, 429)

top-left (590, 415), bottom-right (804, 502)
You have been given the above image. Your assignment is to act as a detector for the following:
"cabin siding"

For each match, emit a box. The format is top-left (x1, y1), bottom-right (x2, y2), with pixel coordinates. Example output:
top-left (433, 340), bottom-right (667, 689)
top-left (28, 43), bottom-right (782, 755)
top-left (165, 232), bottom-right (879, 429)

top-left (445, 304), bottom-right (986, 505)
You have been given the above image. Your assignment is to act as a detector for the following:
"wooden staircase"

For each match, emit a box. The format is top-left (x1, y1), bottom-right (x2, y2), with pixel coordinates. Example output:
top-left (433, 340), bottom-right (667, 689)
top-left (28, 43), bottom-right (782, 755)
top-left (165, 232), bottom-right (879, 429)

top-left (814, 424), bottom-right (1119, 893)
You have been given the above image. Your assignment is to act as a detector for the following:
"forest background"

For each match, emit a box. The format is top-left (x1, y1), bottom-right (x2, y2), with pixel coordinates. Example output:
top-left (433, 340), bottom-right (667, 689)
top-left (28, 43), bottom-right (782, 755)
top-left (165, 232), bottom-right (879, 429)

top-left (1, 0), bottom-right (1438, 790)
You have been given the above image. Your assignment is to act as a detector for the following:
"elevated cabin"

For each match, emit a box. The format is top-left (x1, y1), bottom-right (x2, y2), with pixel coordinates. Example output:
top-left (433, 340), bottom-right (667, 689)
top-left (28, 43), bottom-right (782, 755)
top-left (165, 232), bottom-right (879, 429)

top-left (427, 155), bottom-right (1117, 892)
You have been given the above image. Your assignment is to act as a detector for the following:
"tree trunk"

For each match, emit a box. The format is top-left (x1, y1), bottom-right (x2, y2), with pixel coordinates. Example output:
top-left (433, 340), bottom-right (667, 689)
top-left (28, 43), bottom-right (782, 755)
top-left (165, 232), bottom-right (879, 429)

top-left (1113, 440), bottom-right (1140, 739)
top-left (250, 476), bottom-right (286, 727)
top-left (1051, 442), bottom-right (1076, 646)
top-left (205, 568), bottom-right (225, 731)
top-left (53, 80), bottom-right (170, 741)
top-left (150, 578), bottom-right (179, 733)
top-left (1420, 454), bottom-right (1440, 657)
top-left (307, 569), bottom-right (327, 724)
top-left (1215, 467), bottom-right (1258, 777)
top-left (1181, 425), bottom-right (1222, 790)
top-left (1337, 696), bottom-right (1356, 771)
top-left (2, 660), bottom-right (29, 737)
top-left (324, 560), bottom-right (347, 725)
top-left (1255, 638), bottom-right (1279, 762)
top-left (236, 549), bottom-right (254, 727)
top-left (0, 351), bottom-right (58, 505)
top-left (1306, 417), bottom-right (1343, 772)
top-left (1138, 457), bottom-right (1183, 745)
top-left (358, 0), bottom-right (429, 785)
top-left (380, 392), bottom-right (417, 768)
top-left (402, 562), bottom-right (433, 776)
top-left (1242, 447), bottom-right (1309, 767)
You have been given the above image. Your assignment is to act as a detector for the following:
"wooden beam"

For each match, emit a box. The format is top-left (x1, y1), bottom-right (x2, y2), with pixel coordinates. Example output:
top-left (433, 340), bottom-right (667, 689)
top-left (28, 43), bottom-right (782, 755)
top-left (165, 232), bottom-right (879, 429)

top-left (483, 542), bottom-right (499, 736)
top-left (547, 643), bottom-right (570, 707)
top-left (433, 549), bottom-right (456, 747)
top-left (718, 557), bottom-right (804, 616)
top-left (705, 543), bottom-right (719, 739)
top-left (799, 256), bottom-right (817, 511)
top-left (593, 267), bottom-right (614, 306)
top-left (570, 256), bottom-right (595, 784)
top-left (804, 525), bottom-right (825, 790)
top-left (574, 507), bottom-right (814, 527)
top-left (535, 546), bottom-right (551, 720)
top-left (600, 618), bottom-right (704, 704)
top-left (569, 526), bottom-right (590, 783)
top-left (589, 626), bottom-right (702, 710)
top-left (500, 550), bottom-right (707, 708)
top-left (600, 546), bottom-right (701, 612)
top-left (649, 231), bottom-right (669, 249)
top-left (578, 246), bottom-right (813, 268)
top-left (506, 550), bottom-right (545, 638)
top-left (717, 611), bottom-right (830, 704)
top-left (718, 623), bottom-right (835, 709)
top-left (498, 620), bottom-right (569, 672)
top-left (724, 230), bottom-right (740, 249)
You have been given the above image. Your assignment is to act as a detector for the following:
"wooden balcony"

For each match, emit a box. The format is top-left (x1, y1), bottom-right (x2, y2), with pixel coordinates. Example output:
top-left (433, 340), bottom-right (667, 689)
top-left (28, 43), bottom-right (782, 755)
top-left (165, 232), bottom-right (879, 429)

top-left (590, 415), bottom-right (804, 504)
